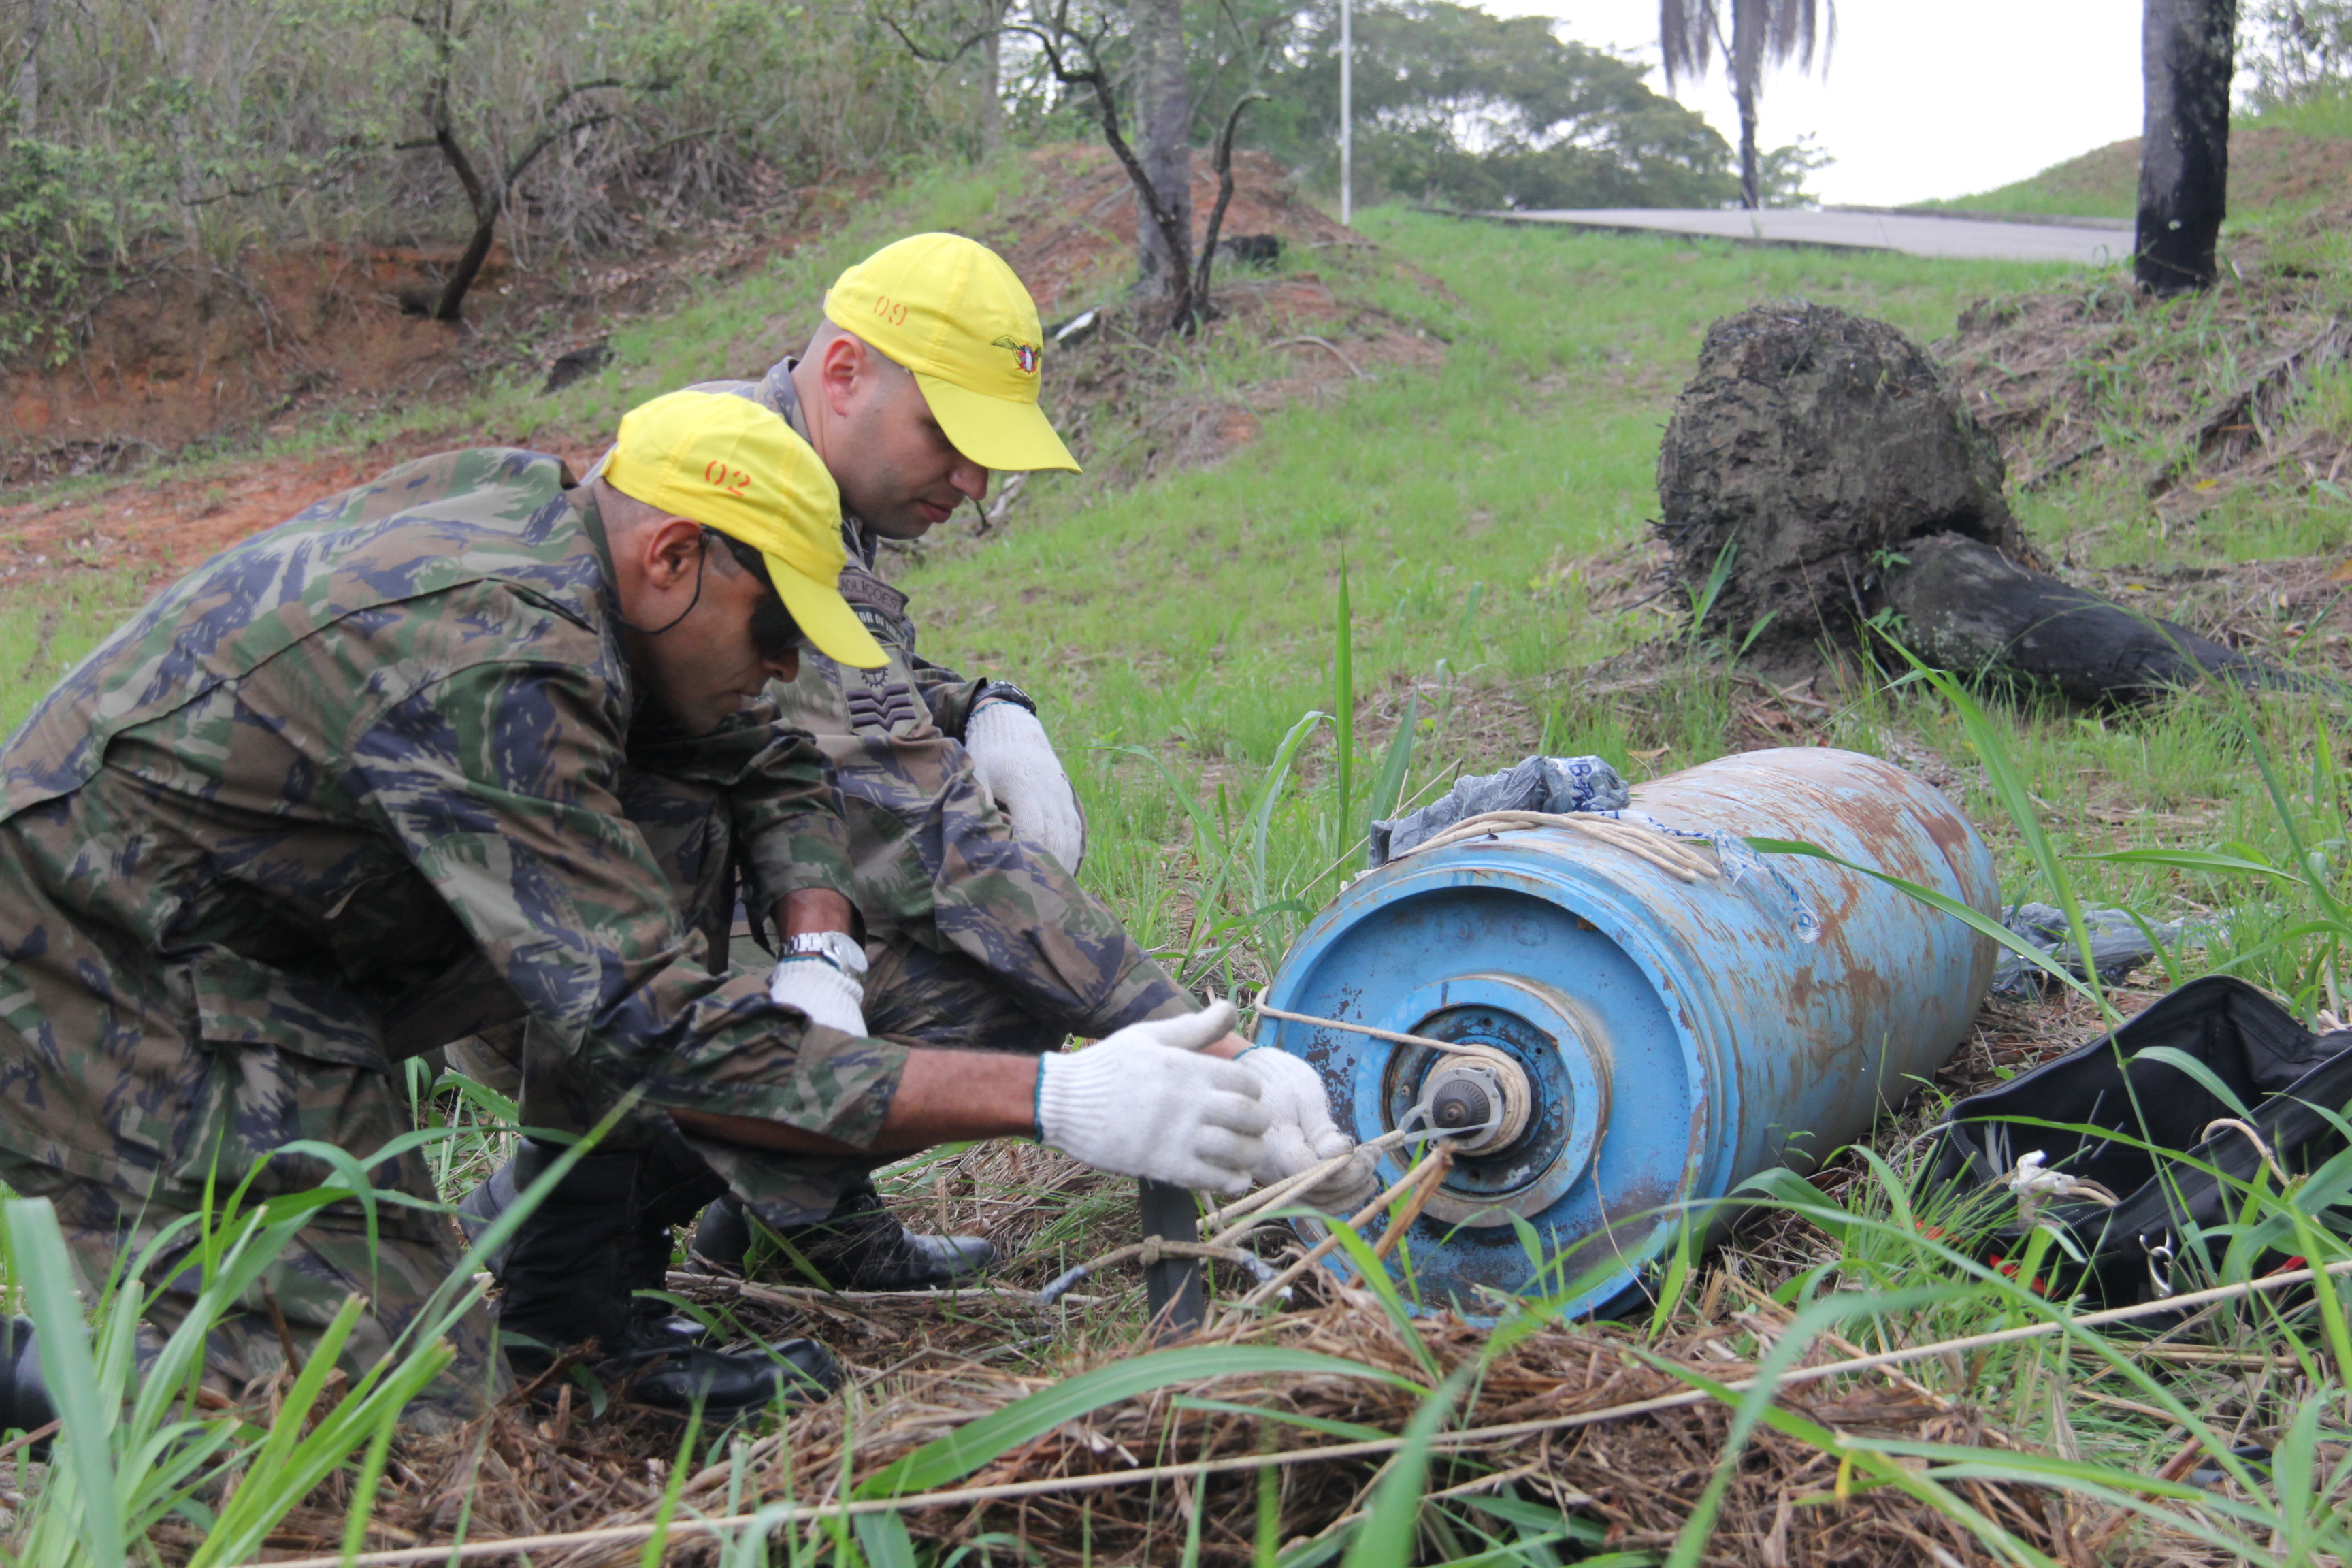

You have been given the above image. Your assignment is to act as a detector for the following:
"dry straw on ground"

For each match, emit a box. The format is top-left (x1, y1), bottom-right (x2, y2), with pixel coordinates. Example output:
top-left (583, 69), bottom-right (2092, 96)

top-left (1938, 203), bottom-right (2352, 519)
top-left (243, 1285), bottom-right (2083, 1568)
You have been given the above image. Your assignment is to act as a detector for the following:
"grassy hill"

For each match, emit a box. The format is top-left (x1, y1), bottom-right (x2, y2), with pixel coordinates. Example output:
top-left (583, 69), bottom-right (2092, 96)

top-left (1928, 88), bottom-right (2352, 218)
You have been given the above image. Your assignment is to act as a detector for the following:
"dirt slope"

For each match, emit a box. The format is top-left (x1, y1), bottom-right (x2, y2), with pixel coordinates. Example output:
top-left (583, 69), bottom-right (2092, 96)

top-left (0, 146), bottom-right (1403, 598)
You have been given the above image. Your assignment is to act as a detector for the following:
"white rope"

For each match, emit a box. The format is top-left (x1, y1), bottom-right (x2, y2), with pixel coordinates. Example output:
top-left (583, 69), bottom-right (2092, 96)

top-left (2201, 1118), bottom-right (2290, 1189)
top-left (1399, 809), bottom-right (1722, 883)
top-left (1196, 1096), bottom-right (1496, 1243)
top-left (1251, 997), bottom-right (1519, 1065)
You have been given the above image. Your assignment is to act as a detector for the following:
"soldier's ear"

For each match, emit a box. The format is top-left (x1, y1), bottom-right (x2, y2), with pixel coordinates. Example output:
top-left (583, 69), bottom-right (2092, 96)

top-left (817, 331), bottom-right (870, 417)
top-left (643, 516), bottom-right (705, 589)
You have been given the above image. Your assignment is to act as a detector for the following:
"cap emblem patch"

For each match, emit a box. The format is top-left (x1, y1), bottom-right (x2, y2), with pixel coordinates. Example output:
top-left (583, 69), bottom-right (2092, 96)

top-left (993, 336), bottom-right (1041, 374)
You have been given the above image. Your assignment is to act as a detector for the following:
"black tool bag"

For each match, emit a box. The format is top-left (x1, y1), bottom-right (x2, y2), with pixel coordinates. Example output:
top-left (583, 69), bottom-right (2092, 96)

top-left (1922, 976), bottom-right (2352, 1309)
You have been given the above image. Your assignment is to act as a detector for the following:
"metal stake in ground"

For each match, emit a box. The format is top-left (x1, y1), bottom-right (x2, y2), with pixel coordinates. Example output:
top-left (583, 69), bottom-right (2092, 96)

top-left (1138, 1178), bottom-right (1205, 1336)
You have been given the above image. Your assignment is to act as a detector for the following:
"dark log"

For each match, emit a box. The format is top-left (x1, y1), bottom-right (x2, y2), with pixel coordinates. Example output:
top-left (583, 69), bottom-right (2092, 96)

top-left (1658, 303), bottom-right (2332, 706)
top-left (1884, 532), bottom-right (2323, 703)
top-left (1654, 303), bottom-right (2036, 657)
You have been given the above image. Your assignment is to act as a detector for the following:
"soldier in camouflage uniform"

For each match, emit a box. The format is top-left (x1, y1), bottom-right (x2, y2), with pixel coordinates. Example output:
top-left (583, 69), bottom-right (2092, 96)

top-left (458, 235), bottom-right (1375, 1316)
top-left (0, 391), bottom-right (1284, 1434)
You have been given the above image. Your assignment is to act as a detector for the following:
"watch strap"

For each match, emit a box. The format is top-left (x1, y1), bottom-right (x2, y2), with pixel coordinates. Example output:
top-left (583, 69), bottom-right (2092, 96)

top-left (785, 931), bottom-right (869, 975)
top-left (973, 679), bottom-right (1038, 716)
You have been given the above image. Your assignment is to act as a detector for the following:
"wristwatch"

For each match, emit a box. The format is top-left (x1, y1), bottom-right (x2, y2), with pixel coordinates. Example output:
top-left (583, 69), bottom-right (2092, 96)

top-left (785, 930), bottom-right (869, 975)
top-left (972, 679), bottom-right (1038, 716)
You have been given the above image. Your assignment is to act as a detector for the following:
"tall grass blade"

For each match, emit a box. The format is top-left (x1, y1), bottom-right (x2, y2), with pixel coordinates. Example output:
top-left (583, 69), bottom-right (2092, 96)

top-left (854, 1507), bottom-right (921, 1568)
top-left (1363, 689), bottom-right (1418, 851)
top-left (338, 1412), bottom-right (401, 1565)
top-left (1731, 1166), bottom-right (1854, 1248)
top-left (1745, 836), bottom-right (2101, 1005)
top-left (1878, 639), bottom-right (2121, 1024)
top-left (5, 1198), bottom-right (124, 1568)
top-left (1334, 554), bottom-right (1356, 866)
top-left (1250, 710), bottom-right (1328, 911)
top-left (1255, 1448), bottom-right (1284, 1567)
top-left (1338, 1366), bottom-right (1474, 1568)
top-left (1686, 539), bottom-right (1737, 647)
top-left (186, 1304), bottom-right (457, 1567)
top-left (1317, 1220), bottom-right (1444, 1377)
top-left (638, 1410), bottom-right (702, 1568)
top-left (1644, 1213), bottom-right (1703, 1340)
top-left (2127, 1045), bottom-right (2257, 1120)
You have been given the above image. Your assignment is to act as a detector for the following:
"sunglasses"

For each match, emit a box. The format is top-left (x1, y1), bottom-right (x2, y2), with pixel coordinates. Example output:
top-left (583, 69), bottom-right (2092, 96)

top-left (704, 528), bottom-right (808, 661)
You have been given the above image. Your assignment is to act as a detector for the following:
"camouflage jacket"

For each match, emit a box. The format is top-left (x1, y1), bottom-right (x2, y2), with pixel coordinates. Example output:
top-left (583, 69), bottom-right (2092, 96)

top-left (708, 359), bottom-right (1192, 1039)
top-left (0, 448), bottom-right (902, 1196)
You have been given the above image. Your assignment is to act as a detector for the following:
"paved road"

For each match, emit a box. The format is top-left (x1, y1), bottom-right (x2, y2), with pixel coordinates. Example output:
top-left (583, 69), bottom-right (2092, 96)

top-left (1487, 207), bottom-right (2134, 265)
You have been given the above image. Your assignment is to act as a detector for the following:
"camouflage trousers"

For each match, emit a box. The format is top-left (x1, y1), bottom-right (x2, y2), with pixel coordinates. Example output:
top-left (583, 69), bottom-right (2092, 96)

top-left (0, 765), bottom-right (779, 1429)
top-left (453, 762), bottom-right (1071, 1228)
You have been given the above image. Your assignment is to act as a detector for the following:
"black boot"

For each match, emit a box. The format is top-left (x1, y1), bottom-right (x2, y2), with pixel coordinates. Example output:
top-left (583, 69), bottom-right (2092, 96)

top-left (691, 1179), bottom-right (996, 1291)
top-left (0, 1317), bottom-right (52, 1452)
top-left (460, 1141), bottom-right (837, 1415)
top-left (458, 1152), bottom-right (696, 1354)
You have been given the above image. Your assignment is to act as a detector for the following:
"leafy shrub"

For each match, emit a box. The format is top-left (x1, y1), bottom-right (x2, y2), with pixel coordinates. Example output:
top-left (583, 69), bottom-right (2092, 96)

top-left (0, 138), bottom-right (101, 366)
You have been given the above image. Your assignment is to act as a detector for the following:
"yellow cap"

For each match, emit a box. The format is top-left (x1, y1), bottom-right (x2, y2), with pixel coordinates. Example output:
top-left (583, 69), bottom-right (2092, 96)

top-left (824, 233), bottom-right (1081, 474)
top-left (606, 390), bottom-right (887, 669)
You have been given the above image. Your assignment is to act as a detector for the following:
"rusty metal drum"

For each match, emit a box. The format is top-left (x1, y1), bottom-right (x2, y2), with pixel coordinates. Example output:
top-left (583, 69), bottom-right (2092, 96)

top-left (1258, 747), bottom-right (1999, 1318)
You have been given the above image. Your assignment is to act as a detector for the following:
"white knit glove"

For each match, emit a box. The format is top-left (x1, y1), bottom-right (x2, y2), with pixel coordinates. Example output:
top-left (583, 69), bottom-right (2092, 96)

top-left (964, 700), bottom-right (1087, 870)
top-left (768, 956), bottom-right (868, 1036)
top-left (1235, 1047), bottom-right (1379, 1210)
top-left (1035, 1001), bottom-right (1269, 1195)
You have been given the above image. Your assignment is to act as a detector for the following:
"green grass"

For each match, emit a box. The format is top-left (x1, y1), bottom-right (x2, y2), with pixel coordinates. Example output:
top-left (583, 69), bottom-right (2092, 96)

top-left (890, 210), bottom-right (2082, 963)
top-left (0, 574), bottom-right (152, 734)
top-left (1927, 152), bottom-right (2143, 221)
top-left (2247, 85), bottom-right (2352, 140)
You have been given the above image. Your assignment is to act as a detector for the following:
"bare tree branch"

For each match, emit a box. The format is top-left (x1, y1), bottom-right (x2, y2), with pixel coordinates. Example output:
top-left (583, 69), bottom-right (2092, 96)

top-left (1192, 88), bottom-right (1265, 306)
top-left (406, 0), bottom-right (655, 322)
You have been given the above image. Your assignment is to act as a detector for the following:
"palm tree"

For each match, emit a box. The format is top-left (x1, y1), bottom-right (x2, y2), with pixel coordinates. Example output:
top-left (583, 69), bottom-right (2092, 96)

top-left (1658, 0), bottom-right (1832, 209)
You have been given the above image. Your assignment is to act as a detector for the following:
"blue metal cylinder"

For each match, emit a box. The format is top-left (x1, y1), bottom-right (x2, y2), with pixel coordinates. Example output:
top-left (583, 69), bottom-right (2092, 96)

top-left (1261, 746), bottom-right (1998, 1317)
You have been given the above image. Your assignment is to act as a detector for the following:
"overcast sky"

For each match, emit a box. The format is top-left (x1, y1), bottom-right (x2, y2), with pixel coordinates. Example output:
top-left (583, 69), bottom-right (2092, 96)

top-left (1482, 0), bottom-right (2147, 206)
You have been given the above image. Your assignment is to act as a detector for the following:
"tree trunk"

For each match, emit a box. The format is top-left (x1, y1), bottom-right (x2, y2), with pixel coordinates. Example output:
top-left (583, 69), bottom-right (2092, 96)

top-left (429, 97), bottom-right (497, 321)
top-left (1731, 0), bottom-right (1762, 208)
top-left (434, 210), bottom-right (499, 323)
top-left (1734, 75), bottom-right (1760, 208)
top-left (14, 0), bottom-right (50, 136)
top-left (980, 1), bottom-right (1004, 159)
top-left (1882, 532), bottom-right (2323, 702)
top-left (176, 0), bottom-right (217, 262)
top-left (1130, 0), bottom-right (1192, 301)
top-left (2136, 0), bottom-right (2238, 295)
